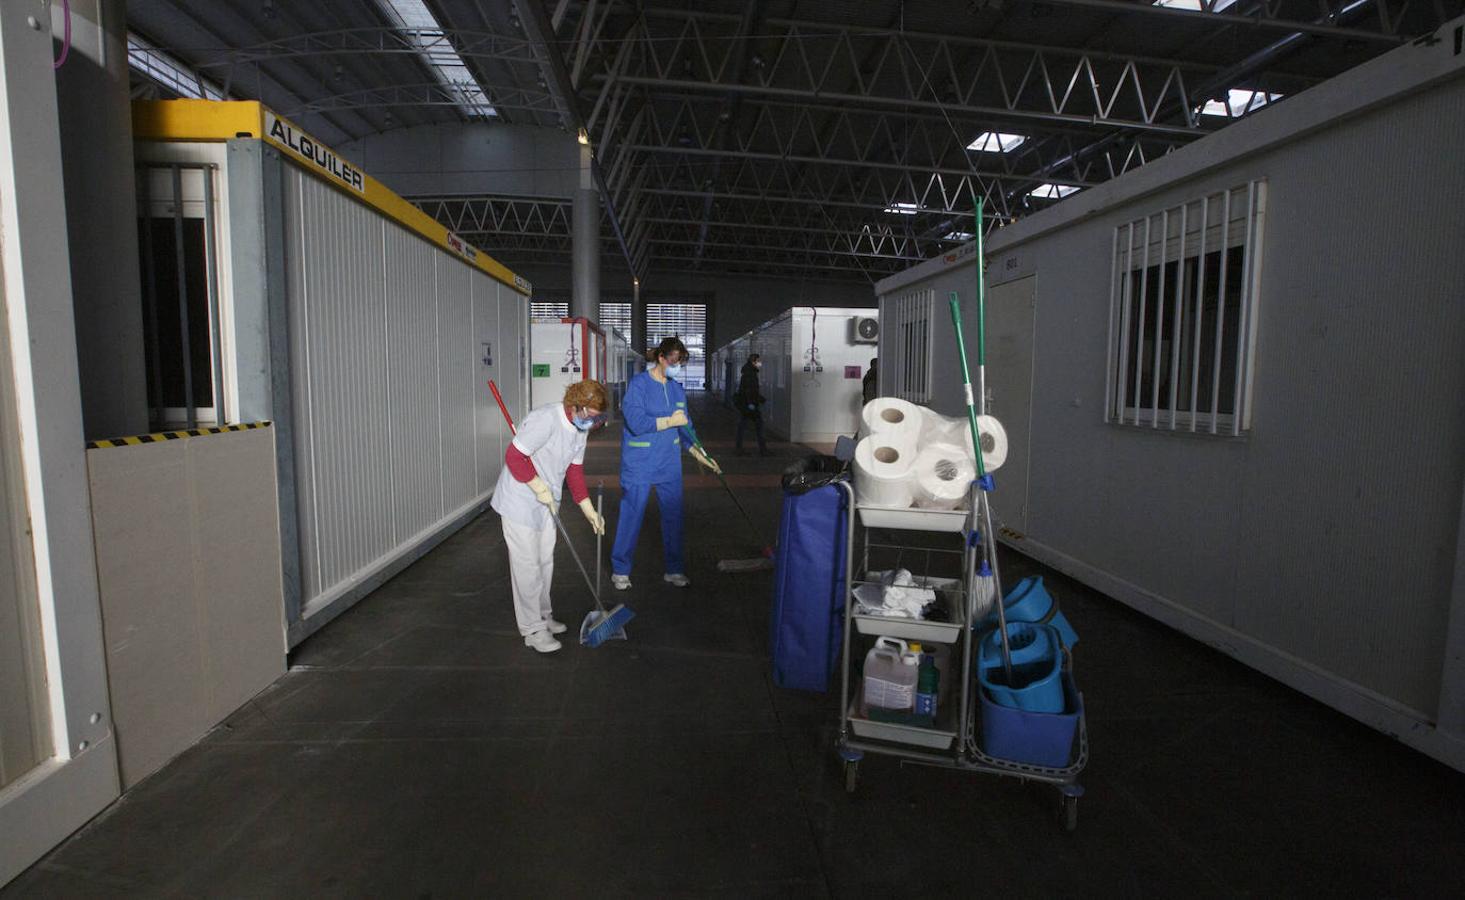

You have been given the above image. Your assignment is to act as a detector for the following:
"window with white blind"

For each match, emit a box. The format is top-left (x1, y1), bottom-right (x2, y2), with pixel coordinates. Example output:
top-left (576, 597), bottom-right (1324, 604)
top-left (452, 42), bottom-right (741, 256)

top-left (647, 303), bottom-right (708, 389)
top-left (599, 302), bottom-right (631, 337)
top-left (885, 288), bottom-right (935, 403)
top-left (530, 301), bottom-right (568, 321)
top-left (1106, 180), bottom-right (1266, 435)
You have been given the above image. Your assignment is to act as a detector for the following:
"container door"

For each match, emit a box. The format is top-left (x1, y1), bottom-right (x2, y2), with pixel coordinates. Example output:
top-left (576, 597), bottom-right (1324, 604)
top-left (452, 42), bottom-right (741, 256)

top-left (983, 276), bottom-right (1036, 533)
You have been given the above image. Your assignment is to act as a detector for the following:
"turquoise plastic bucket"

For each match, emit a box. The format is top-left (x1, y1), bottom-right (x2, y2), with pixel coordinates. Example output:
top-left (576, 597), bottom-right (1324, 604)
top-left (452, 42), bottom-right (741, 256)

top-left (978, 622), bottom-right (1064, 713)
top-left (983, 576), bottom-right (1079, 649)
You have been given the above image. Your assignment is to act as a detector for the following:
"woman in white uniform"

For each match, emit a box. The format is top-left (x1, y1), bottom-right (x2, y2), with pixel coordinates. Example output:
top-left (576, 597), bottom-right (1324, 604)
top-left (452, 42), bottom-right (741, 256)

top-left (490, 380), bottom-right (609, 653)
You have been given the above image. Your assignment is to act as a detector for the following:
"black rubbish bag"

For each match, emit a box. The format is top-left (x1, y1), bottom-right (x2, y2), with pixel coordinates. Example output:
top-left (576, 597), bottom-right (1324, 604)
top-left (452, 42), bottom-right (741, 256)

top-left (781, 454), bottom-right (850, 495)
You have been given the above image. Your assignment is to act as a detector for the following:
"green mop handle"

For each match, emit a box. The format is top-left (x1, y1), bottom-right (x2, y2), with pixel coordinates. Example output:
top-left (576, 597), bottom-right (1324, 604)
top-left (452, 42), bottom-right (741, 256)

top-left (949, 292), bottom-right (986, 480)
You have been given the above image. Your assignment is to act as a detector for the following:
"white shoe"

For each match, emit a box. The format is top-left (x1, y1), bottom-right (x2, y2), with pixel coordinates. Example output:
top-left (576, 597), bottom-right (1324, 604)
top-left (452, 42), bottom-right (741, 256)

top-left (611, 575), bottom-right (632, 591)
top-left (524, 630), bottom-right (561, 653)
top-left (663, 573), bottom-right (691, 588)
top-left (546, 618), bottom-right (567, 635)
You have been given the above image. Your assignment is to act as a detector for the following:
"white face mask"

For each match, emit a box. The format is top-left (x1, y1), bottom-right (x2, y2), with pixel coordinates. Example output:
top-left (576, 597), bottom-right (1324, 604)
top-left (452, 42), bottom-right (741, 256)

top-left (753, 361), bottom-right (762, 369)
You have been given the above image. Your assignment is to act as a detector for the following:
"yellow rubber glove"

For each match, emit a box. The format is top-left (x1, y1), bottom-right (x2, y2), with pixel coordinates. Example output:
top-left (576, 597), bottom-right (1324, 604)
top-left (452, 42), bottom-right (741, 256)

top-left (689, 444), bottom-right (722, 475)
top-left (577, 498), bottom-right (605, 535)
top-left (526, 476), bottom-right (556, 512)
top-left (656, 410), bottom-right (690, 431)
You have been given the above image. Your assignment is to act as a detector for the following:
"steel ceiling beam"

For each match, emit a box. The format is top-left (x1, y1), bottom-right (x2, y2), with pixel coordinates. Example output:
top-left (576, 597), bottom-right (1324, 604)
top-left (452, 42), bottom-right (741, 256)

top-left (624, 0), bottom-right (1415, 43)
top-left (1026, 0), bottom-right (1413, 42)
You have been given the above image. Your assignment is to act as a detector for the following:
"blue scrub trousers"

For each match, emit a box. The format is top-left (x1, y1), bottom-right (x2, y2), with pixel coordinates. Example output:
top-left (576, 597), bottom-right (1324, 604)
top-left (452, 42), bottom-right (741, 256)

top-left (611, 478), bottom-right (685, 576)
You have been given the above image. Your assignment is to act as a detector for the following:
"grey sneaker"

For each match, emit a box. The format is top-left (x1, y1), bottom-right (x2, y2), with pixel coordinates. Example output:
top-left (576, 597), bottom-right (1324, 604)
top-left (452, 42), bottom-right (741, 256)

top-left (663, 573), bottom-right (691, 588)
top-left (611, 574), bottom-right (632, 591)
top-left (524, 630), bottom-right (562, 653)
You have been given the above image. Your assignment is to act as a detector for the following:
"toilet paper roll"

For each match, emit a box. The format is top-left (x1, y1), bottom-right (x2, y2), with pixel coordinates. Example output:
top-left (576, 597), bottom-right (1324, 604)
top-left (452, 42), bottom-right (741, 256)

top-left (860, 397), bottom-right (924, 441)
top-left (911, 443), bottom-right (975, 509)
top-left (974, 415), bottom-right (1009, 473)
top-left (853, 432), bottom-right (918, 508)
top-left (919, 413), bottom-right (1009, 474)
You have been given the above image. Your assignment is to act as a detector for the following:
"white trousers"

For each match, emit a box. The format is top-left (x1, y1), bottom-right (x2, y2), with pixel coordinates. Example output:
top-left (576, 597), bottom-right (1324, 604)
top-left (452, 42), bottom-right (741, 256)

top-left (501, 516), bottom-right (556, 636)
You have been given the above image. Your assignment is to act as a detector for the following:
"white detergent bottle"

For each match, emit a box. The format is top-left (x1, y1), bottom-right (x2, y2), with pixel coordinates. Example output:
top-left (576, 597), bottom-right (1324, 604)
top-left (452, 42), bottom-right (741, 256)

top-left (863, 637), bottom-right (920, 713)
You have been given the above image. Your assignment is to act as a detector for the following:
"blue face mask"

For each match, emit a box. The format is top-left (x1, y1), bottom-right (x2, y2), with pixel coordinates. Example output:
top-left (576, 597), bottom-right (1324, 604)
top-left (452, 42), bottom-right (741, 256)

top-left (666, 363), bottom-right (684, 379)
top-left (572, 409), bottom-right (604, 431)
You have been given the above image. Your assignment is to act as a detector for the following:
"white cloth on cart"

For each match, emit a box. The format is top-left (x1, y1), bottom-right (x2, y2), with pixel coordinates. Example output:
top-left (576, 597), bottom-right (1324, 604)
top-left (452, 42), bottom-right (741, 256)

top-left (853, 569), bottom-right (936, 619)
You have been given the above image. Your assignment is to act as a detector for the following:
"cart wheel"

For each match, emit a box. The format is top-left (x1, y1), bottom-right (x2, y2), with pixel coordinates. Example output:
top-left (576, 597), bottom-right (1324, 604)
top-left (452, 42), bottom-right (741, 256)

top-left (1060, 792), bottom-right (1079, 832)
top-left (844, 760), bottom-right (859, 794)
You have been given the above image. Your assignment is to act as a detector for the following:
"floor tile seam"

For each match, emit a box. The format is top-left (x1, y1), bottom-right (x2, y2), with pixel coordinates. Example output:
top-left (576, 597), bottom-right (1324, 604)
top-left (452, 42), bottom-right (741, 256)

top-left (1102, 773), bottom-right (1242, 889)
top-left (760, 671), bottom-right (839, 900)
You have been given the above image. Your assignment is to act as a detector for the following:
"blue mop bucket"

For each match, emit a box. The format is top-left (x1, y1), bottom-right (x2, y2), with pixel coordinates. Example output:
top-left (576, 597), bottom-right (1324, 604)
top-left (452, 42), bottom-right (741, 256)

top-left (983, 576), bottom-right (1078, 649)
top-left (980, 666), bottom-right (1082, 767)
top-left (977, 622), bottom-right (1065, 714)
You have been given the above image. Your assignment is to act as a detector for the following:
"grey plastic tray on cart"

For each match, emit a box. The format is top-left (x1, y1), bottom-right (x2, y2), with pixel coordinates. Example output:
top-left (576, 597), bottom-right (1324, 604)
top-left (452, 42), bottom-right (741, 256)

top-left (852, 575), bottom-right (965, 644)
top-left (856, 503), bottom-right (969, 532)
top-left (847, 685), bottom-right (957, 750)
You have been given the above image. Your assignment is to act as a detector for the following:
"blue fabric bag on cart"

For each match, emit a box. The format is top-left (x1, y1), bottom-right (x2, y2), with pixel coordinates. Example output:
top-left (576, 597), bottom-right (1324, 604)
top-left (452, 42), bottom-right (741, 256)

top-left (769, 481), bottom-right (849, 692)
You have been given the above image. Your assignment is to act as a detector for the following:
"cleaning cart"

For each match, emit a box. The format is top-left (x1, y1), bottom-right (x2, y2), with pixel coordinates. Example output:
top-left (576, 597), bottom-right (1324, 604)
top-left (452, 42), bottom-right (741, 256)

top-left (834, 483), bottom-right (1088, 829)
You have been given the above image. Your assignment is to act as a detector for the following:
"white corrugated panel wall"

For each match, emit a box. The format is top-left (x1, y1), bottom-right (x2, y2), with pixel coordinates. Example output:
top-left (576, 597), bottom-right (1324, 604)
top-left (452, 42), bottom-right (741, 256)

top-left (283, 169), bottom-right (525, 616)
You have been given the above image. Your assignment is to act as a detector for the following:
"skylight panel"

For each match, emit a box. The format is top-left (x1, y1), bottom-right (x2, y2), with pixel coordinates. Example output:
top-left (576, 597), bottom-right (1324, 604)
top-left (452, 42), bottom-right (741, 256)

top-left (1152, 0), bottom-right (1239, 11)
top-left (127, 32), bottom-right (224, 100)
top-left (1028, 183), bottom-right (1080, 200)
top-left (967, 132), bottom-right (1027, 153)
top-left (374, 0), bottom-right (497, 118)
top-left (1199, 88), bottom-right (1282, 118)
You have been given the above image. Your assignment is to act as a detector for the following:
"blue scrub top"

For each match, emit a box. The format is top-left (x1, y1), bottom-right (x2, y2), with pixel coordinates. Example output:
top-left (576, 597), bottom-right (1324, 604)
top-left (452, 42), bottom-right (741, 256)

top-left (620, 370), bottom-right (693, 486)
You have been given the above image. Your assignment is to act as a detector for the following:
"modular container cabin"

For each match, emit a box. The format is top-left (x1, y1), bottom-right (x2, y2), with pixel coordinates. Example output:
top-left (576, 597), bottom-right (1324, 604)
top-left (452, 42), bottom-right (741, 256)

top-left (132, 100), bottom-right (533, 647)
top-left (529, 317), bottom-right (606, 410)
top-left (712, 307), bottom-right (879, 446)
top-left (872, 31), bottom-right (1465, 771)
top-left (605, 326), bottom-right (636, 414)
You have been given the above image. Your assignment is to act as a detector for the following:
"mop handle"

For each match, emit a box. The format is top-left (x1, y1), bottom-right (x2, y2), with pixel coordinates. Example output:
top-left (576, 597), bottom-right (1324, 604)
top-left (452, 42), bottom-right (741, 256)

top-left (948, 293), bottom-right (987, 480)
top-left (949, 292), bottom-right (1013, 679)
top-left (489, 379), bottom-right (515, 435)
top-left (487, 380), bottom-right (604, 613)
top-left (682, 424), bottom-right (762, 542)
top-left (595, 484), bottom-right (604, 605)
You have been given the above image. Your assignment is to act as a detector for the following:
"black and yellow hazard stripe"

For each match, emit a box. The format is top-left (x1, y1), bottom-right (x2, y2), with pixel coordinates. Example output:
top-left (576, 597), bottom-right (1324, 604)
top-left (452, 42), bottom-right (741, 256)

top-left (87, 421), bottom-right (272, 450)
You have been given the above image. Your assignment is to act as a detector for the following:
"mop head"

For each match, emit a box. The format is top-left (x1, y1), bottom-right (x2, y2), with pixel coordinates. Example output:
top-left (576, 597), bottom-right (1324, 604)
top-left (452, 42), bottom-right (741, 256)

top-left (580, 603), bottom-right (634, 648)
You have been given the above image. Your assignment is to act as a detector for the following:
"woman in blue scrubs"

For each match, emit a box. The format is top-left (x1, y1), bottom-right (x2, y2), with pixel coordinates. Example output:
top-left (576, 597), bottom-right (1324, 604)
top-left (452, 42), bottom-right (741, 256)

top-left (610, 337), bottom-right (720, 590)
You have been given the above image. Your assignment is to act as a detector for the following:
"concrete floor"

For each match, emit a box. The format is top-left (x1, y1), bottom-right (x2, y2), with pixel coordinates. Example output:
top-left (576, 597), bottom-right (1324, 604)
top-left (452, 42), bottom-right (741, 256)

top-left (7, 396), bottom-right (1465, 897)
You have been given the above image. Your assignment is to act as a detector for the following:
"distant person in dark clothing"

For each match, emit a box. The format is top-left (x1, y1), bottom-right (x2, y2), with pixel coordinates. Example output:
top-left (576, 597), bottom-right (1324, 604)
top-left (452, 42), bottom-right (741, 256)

top-left (862, 357), bottom-right (879, 406)
top-left (735, 354), bottom-right (770, 456)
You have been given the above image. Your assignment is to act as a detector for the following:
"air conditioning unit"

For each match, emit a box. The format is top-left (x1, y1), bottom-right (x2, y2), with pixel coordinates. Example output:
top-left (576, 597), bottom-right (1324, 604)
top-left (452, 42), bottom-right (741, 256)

top-left (850, 316), bottom-right (880, 344)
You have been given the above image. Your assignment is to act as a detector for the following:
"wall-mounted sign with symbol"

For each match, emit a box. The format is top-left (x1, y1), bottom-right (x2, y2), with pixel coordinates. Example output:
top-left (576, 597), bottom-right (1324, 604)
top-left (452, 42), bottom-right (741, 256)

top-left (844, 366), bottom-right (861, 379)
top-left (481, 342), bottom-right (493, 367)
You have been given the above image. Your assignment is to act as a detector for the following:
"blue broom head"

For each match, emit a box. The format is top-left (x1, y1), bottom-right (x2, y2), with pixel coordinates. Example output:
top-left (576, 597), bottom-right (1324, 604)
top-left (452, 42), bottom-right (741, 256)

top-left (581, 603), bottom-right (635, 648)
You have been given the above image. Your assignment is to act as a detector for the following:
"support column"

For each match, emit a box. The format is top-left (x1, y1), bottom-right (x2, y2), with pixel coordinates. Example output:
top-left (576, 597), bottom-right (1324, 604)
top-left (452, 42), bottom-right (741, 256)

top-left (570, 139), bottom-right (598, 323)
top-left (632, 276), bottom-right (646, 365)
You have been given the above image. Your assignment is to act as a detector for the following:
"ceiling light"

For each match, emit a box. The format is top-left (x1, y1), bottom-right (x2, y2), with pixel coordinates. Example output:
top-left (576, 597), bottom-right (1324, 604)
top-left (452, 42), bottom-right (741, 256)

top-left (1198, 88), bottom-right (1283, 118)
top-left (1027, 183), bottom-right (1079, 200)
top-left (883, 202), bottom-right (922, 215)
top-left (967, 132), bottom-right (1026, 153)
top-left (1152, 0), bottom-right (1239, 10)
